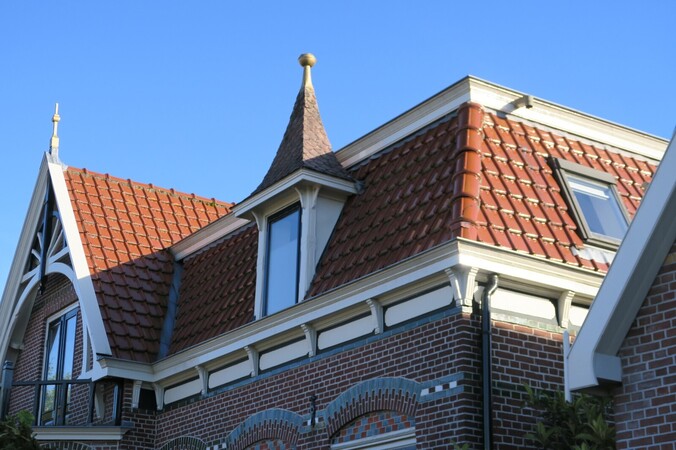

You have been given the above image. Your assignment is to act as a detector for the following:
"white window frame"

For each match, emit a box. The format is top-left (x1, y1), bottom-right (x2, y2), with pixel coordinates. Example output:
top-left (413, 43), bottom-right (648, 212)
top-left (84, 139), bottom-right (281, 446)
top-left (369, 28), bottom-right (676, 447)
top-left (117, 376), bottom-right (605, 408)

top-left (550, 157), bottom-right (630, 249)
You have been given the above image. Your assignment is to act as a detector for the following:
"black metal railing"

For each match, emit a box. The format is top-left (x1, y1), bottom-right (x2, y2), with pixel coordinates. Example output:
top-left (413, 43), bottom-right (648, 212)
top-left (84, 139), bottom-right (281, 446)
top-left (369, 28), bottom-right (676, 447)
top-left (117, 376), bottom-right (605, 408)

top-left (10, 378), bottom-right (124, 427)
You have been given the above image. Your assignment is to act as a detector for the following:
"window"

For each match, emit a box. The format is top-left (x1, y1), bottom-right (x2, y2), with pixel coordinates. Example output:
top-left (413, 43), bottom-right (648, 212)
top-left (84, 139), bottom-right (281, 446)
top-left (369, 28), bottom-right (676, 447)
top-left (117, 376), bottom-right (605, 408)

top-left (264, 204), bottom-right (301, 316)
top-left (550, 158), bottom-right (629, 248)
top-left (40, 308), bottom-right (77, 425)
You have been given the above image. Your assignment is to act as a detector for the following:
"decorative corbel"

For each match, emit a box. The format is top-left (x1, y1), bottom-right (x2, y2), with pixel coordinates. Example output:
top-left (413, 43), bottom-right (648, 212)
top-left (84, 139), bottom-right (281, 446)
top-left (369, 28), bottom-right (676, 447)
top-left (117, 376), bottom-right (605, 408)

top-left (366, 298), bottom-right (384, 334)
top-left (244, 345), bottom-right (259, 377)
top-left (445, 266), bottom-right (479, 310)
top-left (131, 380), bottom-right (143, 409)
top-left (558, 290), bottom-right (574, 329)
top-left (195, 365), bottom-right (208, 396)
top-left (301, 323), bottom-right (318, 357)
top-left (152, 383), bottom-right (165, 411)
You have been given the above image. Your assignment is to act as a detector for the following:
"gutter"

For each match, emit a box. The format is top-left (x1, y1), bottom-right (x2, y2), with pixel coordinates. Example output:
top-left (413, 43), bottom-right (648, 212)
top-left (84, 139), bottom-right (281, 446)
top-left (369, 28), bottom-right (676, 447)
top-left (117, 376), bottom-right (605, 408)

top-left (482, 274), bottom-right (499, 450)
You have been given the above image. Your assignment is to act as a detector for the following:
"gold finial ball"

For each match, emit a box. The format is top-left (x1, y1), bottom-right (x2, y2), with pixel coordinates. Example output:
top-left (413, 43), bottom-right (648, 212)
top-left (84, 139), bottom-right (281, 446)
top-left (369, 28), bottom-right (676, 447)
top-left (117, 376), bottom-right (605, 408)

top-left (298, 53), bottom-right (316, 68)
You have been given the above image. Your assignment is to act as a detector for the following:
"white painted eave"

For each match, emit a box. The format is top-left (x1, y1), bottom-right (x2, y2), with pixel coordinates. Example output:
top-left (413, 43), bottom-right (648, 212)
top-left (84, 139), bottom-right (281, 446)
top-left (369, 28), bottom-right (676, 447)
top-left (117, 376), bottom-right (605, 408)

top-left (568, 134), bottom-right (676, 392)
top-left (336, 76), bottom-right (667, 168)
top-left (232, 168), bottom-right (357, 219)
top-left (0, 156), bottom-right (51, 366)
top-left (170, 213), bottom-right (251, 260)
top-left (98, 237), bottom-right (605, 385)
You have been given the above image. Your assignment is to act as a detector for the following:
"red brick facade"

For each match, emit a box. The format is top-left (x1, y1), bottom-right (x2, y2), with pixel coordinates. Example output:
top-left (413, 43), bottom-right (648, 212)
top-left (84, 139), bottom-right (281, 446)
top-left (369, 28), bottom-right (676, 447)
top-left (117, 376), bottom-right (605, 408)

top-left (614, 241), bottom-right (676, 449)
top-left (8, 292), bottom-right (567, 449)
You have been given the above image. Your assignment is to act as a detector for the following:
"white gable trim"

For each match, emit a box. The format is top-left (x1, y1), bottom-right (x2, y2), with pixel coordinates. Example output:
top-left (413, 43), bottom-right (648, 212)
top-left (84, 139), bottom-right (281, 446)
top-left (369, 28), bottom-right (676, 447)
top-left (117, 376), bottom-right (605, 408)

top-left (568, 135), bottom-right (676, 391)
top-left (47, 159), bottom-right (112, 358)
top-left (0, 155), bottom-right (110, 375)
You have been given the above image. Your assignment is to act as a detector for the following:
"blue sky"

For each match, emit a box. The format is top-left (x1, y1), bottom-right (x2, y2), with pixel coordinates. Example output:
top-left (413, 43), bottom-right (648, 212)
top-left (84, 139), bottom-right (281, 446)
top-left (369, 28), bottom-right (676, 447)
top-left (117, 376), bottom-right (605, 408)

top-left (1, 1), bottom-right (674, 287)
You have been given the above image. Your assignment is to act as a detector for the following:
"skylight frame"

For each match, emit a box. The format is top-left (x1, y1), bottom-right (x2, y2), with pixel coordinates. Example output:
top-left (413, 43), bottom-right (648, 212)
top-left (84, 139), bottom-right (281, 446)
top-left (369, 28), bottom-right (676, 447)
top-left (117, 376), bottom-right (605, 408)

top-left (550, 157), bottom-right (630, 250)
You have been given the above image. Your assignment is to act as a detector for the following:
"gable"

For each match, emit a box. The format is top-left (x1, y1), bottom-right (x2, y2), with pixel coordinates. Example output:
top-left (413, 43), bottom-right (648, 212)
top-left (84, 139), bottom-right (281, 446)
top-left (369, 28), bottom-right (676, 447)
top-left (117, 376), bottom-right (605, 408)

top-left (63, 167), bottom-right (232, 363)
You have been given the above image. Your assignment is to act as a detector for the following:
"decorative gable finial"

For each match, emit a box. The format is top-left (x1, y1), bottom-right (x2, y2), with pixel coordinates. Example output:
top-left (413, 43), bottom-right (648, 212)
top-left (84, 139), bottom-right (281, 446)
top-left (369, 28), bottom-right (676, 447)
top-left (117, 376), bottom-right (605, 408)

top-left (49, 103), bottom-right (60, 158)
top-left (298, 53), bottom-right (316, 88)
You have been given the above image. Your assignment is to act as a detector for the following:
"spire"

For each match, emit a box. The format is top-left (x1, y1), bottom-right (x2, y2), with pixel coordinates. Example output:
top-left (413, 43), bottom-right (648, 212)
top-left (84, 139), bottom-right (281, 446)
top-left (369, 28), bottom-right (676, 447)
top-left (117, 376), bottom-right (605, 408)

top-left (253, 53), bottom-right (351, 194)
top-left (49, 103), bottom-right (60, 158)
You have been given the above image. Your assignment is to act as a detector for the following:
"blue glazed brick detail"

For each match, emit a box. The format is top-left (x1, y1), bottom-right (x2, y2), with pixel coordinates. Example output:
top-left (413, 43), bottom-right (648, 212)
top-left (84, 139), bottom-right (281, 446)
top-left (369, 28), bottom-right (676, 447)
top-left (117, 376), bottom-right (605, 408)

top-left (225, 408), bottom-right (302, 450)
top-left (331, 410), bottom-right (414, 444)
top-left (246, 440), bottom-right (288, 450)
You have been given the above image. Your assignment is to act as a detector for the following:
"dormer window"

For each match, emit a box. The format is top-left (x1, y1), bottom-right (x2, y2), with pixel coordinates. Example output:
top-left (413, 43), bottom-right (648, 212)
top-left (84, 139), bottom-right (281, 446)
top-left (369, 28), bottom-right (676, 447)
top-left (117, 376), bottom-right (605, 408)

top-left (265, 204), bottom-right (301, 315)
top-left (551, 157), bottom-right (629, 248)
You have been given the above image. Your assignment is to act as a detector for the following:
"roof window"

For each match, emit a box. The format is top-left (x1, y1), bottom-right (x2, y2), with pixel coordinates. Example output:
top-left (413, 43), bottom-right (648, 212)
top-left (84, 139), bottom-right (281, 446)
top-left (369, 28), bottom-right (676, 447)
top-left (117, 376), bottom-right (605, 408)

top-left (550, 158), bottom-right (629, 249)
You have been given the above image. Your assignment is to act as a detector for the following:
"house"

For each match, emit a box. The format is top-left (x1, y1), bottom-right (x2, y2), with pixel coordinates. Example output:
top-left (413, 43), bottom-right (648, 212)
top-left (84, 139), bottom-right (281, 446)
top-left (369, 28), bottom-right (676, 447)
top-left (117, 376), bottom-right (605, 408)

top-left (0, 54), bottom-right (668, 449)
top-left (566, 133), bottom-right (675, 448)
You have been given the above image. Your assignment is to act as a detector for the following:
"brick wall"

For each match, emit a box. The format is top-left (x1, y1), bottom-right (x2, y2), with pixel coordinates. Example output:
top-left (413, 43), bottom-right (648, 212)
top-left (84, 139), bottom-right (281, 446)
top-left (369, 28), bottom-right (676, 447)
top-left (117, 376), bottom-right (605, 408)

top-left (614, 241), bottom-right (676, 449)
top-left (141, 308), bottom-right (564, 449)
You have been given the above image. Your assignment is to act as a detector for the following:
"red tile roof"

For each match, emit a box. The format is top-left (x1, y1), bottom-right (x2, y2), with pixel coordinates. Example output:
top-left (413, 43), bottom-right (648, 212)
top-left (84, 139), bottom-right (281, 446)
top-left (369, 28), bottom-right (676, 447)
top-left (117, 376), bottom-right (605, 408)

top-left (62, 102), bottom-right (657, 361)
top-left (64, 168), bottom-right (232, 362)
top-left (169, 224), bottom-right (257, 354)
top-left (309, 105), bottom-right (656, 295)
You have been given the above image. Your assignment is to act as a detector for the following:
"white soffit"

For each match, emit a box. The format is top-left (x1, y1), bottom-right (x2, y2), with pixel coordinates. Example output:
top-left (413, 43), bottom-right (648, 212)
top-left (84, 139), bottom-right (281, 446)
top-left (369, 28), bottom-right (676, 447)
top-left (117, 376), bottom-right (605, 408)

top-left (336, 76), bottom-right (667, 168)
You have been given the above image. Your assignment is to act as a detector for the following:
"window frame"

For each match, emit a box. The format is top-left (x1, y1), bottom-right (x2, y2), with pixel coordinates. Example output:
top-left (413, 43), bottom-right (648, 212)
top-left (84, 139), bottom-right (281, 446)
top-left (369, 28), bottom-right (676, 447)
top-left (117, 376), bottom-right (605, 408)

top-left (263, 203), bottom-right (302, 316)
top-left (40, 306), bottom-right (79, 426)
top-left (549, 157), bottom-right (630, 249)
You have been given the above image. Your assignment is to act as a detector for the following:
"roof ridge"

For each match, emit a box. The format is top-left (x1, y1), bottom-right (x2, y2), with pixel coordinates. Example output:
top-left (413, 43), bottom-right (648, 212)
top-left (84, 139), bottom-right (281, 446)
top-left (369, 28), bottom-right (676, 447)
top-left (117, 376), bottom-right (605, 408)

top-left (65, 166), bottom-right (233, 207)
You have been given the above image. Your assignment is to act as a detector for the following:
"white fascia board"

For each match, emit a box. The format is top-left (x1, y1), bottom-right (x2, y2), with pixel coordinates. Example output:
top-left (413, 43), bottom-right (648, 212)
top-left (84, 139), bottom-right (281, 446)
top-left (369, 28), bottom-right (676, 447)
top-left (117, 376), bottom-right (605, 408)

top-left (0, 157), bottom-right (50, 366)
top-left (101, 237), bottom-right (606, 384)
top-left (466, 78), bottom-right (666, 160)
top-left (232, 169), bottom-right (357, 219)
top-left (456, 239), bottom-right (604, 298)
top-left (568, 135), bottom-right (676, 392)
top-left (103, 241), bottom-right (462, 381)
top-left (337, 77), bottom-right (473, 168)
top-left (48, 160), bottom-right (112, 357)
top-left (336, 76), bottom-right (666, 169)
top-left (171, 214), bottom-right (251, 260)
top-left (34, 426), bottom-right (130, 441)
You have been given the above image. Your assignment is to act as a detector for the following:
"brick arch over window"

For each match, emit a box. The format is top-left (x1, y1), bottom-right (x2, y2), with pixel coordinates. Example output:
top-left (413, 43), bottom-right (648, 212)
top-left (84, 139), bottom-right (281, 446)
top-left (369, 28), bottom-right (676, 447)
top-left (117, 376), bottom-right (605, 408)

top-left (40, 443), bottom-right (91, 450)
top-left (330, 410), bottom-right (416, 445)
top-left (157, 436), bottom-right (207, 450)
top-left (225, 408), bottom-right (303, 450)
top-left (324, 377), bottom-right (419, 438)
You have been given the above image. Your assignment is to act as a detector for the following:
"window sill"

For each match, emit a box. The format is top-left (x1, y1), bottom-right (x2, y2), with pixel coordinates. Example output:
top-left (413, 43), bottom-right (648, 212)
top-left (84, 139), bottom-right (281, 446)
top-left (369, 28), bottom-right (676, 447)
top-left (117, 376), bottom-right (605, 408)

top-left (34, 423), bottom-right (132, 441)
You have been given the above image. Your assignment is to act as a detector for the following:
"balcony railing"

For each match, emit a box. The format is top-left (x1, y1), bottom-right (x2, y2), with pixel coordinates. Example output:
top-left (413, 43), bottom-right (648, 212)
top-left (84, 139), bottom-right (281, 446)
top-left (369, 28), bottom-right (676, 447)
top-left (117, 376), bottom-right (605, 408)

top-left (10, 378), bottom-right (124, 427)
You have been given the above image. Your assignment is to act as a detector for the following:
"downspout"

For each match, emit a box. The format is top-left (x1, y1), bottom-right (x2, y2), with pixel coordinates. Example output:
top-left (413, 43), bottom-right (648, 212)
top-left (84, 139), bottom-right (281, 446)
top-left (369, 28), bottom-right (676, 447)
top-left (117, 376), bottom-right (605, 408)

top-left (482, 274), bottom-right (499, 450)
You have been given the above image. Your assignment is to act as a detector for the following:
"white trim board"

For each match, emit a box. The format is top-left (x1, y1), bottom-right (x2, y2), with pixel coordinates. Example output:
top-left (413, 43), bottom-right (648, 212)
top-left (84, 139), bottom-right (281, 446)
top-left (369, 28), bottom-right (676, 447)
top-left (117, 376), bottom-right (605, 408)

top-left (567, 134), bottom-right (676, 391)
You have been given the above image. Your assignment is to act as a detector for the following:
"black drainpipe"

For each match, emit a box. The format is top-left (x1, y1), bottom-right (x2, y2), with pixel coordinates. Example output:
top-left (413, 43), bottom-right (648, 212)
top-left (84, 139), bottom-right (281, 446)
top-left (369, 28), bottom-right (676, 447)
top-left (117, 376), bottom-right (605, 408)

top-left (482, 274), bottom-right (499, 450)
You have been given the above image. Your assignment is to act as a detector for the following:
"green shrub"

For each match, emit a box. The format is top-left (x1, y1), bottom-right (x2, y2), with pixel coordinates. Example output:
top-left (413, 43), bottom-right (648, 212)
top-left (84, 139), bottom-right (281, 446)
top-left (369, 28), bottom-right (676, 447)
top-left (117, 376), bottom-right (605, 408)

top-left (523, 385), bottom-right (614, 450)
top-left (0, 410), bottom-right (41, 450)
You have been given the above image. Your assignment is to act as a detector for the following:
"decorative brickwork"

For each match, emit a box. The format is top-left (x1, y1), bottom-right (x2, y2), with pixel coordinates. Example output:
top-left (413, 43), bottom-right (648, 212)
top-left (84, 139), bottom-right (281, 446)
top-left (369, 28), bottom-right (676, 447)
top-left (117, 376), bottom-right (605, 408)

top-left (324, 377), bottom-right (418, 438)
top-left (330, 410), bottom-right (413, 444)
top-left (226, 409), bottom-right (302, 450)
top-left (40, 444), bottom-right (91, 450)
top-left (614, 241), bottom-right (676, 449)
top-left (158, 436), bottom-right (207, 449)
top-left (244, 439), bottom-right (291, 450)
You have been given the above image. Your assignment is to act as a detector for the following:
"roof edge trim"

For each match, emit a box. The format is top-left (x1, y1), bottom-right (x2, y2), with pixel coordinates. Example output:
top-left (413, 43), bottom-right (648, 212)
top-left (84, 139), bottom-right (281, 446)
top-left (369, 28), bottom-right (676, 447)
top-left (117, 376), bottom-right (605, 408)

top-left (171, 214), bottom-right (251, 260)
top-left (233, 168), bottom-right (357, 219)
top-left (568, 134), bottom-right (676, 392)
top-left (337, 76), bottom-right (667, 168)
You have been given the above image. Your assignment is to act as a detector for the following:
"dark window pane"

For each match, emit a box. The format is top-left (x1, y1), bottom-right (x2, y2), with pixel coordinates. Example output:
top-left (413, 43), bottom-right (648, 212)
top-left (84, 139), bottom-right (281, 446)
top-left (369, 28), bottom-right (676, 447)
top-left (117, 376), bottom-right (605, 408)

top-left (62, 315), bottom-right (76, 380)
top-left (265, 207), bottom-right (300, 315)
top-left (45, 322), bottom-right (61, 380)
